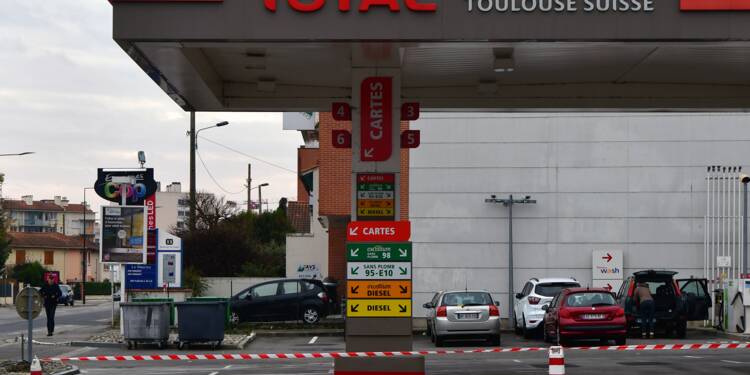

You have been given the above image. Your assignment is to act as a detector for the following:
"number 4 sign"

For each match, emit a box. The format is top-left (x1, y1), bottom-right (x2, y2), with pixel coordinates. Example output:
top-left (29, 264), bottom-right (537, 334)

top-left (401, 130), bottom-right (420, 149)
top-left (332, 102), bottom-right (352, 121)
top-left (332, 130), bottom-right (352, 148)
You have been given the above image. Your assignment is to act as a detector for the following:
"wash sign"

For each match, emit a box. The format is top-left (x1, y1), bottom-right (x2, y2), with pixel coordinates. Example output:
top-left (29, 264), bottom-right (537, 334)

top-left (592, 250), bottom-right (623, 292)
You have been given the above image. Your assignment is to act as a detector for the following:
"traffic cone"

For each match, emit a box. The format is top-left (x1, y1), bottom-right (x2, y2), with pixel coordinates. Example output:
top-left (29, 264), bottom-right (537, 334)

top-left (548, 346), bottom-right (565, 375)
top-left (30, 356), bottom-right (42, 375)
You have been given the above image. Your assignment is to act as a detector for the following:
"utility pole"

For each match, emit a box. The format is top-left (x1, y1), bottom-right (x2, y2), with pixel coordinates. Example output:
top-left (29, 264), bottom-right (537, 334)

top-left (247, 163), bottom-right (253, 212)
top-left (485, 194), bottom-right (537, 322)
top-left (189, 112), bottom-right (197, 233)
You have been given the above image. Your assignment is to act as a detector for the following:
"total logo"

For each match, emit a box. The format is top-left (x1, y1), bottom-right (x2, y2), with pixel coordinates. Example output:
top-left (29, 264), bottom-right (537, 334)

top-left (264, 0), bottom-right (437, 12)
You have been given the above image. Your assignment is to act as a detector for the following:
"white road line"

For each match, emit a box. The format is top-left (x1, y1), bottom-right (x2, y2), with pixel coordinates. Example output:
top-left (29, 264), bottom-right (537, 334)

top-left (222, 365), bottom-right (232, 369)
top-left (309, 336), bottom-right (319, 344)
top-left (208, 372), bottom-right (219, 375)
top-left (683, 355), bottom-right (703, 359)
top-left (513, 359), bottom-right (522, 363)
top-left (721, 360), bottom-right (744, 364)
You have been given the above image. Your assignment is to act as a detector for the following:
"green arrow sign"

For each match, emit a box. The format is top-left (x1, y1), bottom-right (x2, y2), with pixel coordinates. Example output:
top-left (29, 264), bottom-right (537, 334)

top-left (347, 243), bottom-right (412, 262)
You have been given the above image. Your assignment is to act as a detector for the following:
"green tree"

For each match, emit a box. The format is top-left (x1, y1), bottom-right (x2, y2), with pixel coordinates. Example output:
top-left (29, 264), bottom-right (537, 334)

top-left (11, 262), bottom-right (49, 287)
top-left (0, 178), bottom-right (10, 275)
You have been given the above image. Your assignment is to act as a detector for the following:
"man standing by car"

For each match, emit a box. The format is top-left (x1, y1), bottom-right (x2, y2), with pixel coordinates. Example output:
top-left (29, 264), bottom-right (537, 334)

top-left (40, 276), bottom-right (61, 336)
top-left (636, 282), bottom-right (655, 338)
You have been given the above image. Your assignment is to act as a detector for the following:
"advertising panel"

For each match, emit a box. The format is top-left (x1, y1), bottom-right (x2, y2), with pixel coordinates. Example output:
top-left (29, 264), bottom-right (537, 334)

top-left (101, 206), bottom-right (147, 264)
top-left (94, 168), bottom-right (158, 206)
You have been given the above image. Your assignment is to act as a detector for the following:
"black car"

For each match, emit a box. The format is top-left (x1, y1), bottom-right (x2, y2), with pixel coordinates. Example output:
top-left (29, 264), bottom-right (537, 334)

top-left (229, 279), bottom-right (330, 325)
top-left (616, 270), bottom-right (711, 338)
top-left (58, 284), bottom-right (74, 306)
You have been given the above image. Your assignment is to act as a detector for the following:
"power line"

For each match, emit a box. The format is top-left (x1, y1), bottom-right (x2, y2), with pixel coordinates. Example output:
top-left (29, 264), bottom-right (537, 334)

top-left (198, 136), bottom-right (297, 174)
top-left (196, 148), bottom-right (247, 195)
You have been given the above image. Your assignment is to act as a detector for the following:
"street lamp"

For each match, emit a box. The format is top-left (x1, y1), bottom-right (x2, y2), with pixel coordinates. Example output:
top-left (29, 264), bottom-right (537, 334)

top-left (0, 152), bottom-right (34, 157)
top-left (82, 187), bottom-right (95, 304)
top-left (257, 183), bottom-right (269, 214)
top-left (485, 194), bottom-right (537, 322)
top-left (188, 116), bottom-right (230, 232)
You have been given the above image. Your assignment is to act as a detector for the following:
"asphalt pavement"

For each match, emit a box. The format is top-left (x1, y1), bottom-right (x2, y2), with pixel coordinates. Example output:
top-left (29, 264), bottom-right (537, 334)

top-left (2, 304), bottom-right (748, 374)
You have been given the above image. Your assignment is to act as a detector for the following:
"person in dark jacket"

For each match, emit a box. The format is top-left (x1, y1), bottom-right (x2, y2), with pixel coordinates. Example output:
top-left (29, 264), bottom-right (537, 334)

top-left (39, 277), bottom-right (62, 336)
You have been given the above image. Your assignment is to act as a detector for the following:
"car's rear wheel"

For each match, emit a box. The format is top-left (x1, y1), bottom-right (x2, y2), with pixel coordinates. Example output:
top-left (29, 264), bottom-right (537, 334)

top-left (488, 335), bottom-right (501, 347)
top-left (435, 335), bottom-right (445, 347)
top-left (521, 314), bottom-right (533, 339)
top-left (230, 311), bottom-right (240, 325)
top-left (615, 336), bottom-right (627, 346)
top-left (302, 306), bottom-right (320, 324)
top-left (514, 317), bottom-right (522, 335)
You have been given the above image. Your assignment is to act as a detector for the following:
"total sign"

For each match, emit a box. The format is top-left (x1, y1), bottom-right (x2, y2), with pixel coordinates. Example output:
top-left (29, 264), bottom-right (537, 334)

top-left (592, 250), bottom-right (623, 280)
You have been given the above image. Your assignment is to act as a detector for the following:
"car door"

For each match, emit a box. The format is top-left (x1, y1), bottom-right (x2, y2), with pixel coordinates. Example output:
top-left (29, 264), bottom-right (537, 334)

top-left (425, 292), bottom-right (440, 333)
top-left (244, 281), bottom-right (282, 322)
top-left (677, 278), bottom-right (711, 321)
top-left (276, 281), bottom-right (302, 321)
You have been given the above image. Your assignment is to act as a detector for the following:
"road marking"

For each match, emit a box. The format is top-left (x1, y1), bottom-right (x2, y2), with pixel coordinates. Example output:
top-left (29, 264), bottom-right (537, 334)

top-left (222, 365), bottom-right (232, 369)
top-left (721, 360), bottom-right (744, 364)
top-left (683, 355), bottom-right (703, 359)
top-left (309, 336), bottom-right (318, 344)
top-left (513, 359), bottom-right (522, 363)
top-left (208, 372), bottom-right (219, 375)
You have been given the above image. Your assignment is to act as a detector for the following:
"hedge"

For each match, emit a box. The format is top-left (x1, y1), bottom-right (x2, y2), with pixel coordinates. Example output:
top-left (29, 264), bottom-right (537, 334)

top-left (72, 282), bottom-right (116, 297)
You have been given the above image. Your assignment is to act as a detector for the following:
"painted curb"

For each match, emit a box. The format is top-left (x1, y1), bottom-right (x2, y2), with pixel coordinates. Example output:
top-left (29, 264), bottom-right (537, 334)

top-left (254, 329), bottom-right (344, 337)
top-left (51, 364), bottom-right (80, 375)
top-left (69, 341), bottom-right (123, 348)
top-left (235, 332), bottom-right (256, 349)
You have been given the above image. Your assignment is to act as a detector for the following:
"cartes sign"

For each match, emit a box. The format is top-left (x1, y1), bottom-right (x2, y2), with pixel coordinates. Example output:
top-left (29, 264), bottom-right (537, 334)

top-left (347, 221), bottom-right (411, 242)
top-left (348, 280), bottom-right (412, 299)
top-left (348, 262), bottom-right (412, 280)
top-left (347, 243), bottom-right (412, 262)
top-left (347, 299), bottom-right (412, 318)
top-left (360, 77), bottom-right (393, 162)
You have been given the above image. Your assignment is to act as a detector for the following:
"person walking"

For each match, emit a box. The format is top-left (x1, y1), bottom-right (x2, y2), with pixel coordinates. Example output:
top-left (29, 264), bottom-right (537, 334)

top-left (39, 276), bottom-right (61, 336)
top-left (635, 282), bottom-right (655, 338)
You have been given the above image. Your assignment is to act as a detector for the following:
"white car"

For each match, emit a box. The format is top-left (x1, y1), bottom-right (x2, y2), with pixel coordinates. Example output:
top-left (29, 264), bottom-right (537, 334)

top-left (513, 278), bottom-right (580, 338)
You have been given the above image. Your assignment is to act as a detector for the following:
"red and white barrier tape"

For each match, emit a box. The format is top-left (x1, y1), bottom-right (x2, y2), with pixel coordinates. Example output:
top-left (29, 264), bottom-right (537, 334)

top-left (45, 343), bottom-right (750, 362)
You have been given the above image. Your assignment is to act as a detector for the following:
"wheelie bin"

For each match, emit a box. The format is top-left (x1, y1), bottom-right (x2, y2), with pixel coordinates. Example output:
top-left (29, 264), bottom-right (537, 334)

top-left (121, 302), bottom-right (170, 349)
top-left (174, 301), bottom-right (226, 350)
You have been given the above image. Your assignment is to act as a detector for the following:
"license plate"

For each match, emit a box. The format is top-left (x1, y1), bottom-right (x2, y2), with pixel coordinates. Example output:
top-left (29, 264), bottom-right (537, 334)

top-left (581, 314), bottom-right (606, 320)
top-left (458, 313), bottom-right (479, 320)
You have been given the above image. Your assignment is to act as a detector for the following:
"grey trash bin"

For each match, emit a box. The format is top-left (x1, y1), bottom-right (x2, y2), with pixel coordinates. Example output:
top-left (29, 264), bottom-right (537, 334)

top-left (175, 301), bottom-right (226, 350)
top-left (121, 302), bottom-right (171, 349)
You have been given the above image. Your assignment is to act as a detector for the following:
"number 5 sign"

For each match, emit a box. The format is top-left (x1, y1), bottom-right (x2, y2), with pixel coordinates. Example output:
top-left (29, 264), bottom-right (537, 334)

top-left (332, 129), bottom-right (352, 148)
top-left (401, 130), bottom-right (421, 149)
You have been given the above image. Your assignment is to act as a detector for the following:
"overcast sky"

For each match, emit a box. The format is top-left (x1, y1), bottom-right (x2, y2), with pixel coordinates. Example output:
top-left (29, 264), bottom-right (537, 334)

top-left (0, 0), bottom-right (302, 212)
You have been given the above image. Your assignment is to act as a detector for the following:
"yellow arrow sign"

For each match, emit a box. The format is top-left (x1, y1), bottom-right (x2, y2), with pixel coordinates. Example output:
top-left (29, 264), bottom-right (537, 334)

top-left (347, 299), bottom-right (412, 318)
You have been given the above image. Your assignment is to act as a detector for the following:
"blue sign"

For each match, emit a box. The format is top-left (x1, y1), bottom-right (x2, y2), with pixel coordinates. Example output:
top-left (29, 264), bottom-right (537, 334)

top-left (124, 264), bottom-right (157, 289)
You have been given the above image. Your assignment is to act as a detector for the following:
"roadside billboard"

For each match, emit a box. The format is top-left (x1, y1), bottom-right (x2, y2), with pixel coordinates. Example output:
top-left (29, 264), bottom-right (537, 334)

top-left (100, 206), bottom-right (147, 264)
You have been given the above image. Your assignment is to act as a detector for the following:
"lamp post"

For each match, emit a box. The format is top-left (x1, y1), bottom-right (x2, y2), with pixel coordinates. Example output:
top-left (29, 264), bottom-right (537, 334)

top-left (188, 117), bottom-right (229, 232)
top-left (257, 183), bottom-right (269, 214)
top-left (82, 187), bottom-right (95, 304)
top-left (485, 194), bottom-right (537, 323)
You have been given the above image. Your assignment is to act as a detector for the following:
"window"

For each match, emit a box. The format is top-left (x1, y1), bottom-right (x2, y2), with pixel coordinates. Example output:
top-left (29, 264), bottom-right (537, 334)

top-left (565, 292), bottom-right (616, 307)
top-left (441, 292), bottom-right (493, 306)
top-left (680, 280), bottom-right (707, 298)
top-left (281, 281), bottom-right (300, 295)
top-left (521, 282), bottom-right (532, 296)
top-left (44, 251), bottom-right (54, 265)
top-left (15, 250), bottom-right (26, 264)
top-left (617, 279), bottom-right (629, 299)
top-left (251, 283), bottom-right (279, 298)
top-left (534, 282), bottom-right (580, 297)
top-left (302, 281), bottom-right (319, 292)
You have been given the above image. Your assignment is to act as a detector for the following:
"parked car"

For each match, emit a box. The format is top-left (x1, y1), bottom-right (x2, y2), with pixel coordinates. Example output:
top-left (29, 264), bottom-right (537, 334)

top-left (423, 290), bottom-right (501, 347)
top-left (513, 278), bottom-right (581, 338)
top-left (229, 279), bottom-right (330, 325)
top-left (542, 288), bottom-right (626, 346)
top-left (58, 284), bottom-right (74, 306)
top-left (616, 270), bottom-right (710, 338)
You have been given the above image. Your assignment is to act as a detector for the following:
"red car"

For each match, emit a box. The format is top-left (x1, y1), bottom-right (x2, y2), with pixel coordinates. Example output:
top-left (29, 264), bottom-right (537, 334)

top-left (542, 288), bottom-right (626, 346)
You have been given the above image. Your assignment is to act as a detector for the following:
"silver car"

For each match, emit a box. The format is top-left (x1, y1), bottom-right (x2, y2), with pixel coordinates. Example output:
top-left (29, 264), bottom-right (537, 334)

top-left (423, 290), bottom-right (501, 347)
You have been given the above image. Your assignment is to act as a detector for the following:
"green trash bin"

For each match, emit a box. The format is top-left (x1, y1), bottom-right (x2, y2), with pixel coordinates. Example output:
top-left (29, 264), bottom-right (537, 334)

top-left (187, 297), bottom-right (230, 325)
top-left (132, 298), bottom-right (175, 326)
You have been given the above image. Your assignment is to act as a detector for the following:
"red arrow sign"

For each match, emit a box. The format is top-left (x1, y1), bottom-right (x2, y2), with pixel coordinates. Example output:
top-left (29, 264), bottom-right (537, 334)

top-left (360, 77), bottom-right (393, 162)
top-left (602, 253), bottom-right (613, 263)
top-left (347, 221), bottom-right (410, 242)
top-left (604, 283), bottom-right (613, 291)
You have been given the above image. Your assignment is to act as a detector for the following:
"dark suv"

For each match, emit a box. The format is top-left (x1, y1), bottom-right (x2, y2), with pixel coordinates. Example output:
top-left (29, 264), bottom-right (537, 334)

top-left (230, 279), bottom-right (330, 325)
top-left (616, 270), bottom-right (710, 338)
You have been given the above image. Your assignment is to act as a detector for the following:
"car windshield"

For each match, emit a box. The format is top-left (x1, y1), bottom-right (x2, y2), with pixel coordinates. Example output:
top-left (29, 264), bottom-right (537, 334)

top-left (535, 283), bottom-right (580, 297)
top-left (60, 285), bottom-right (70, 292)
top-left (566, 292), bottom-right (616, 307)
top-left (441, 292), bottom-right (493, 306)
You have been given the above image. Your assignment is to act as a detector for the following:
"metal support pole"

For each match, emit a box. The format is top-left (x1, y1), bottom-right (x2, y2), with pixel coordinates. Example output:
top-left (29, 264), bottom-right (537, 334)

top-left (258, 185), bottom-right (263, 214)
top-left (82, 188), bottom-right (87, 305)
top-left (508, 195), bottom-right (514, 322)
top-left (247, 164), bottom-right (252, 213)
top-left (26, 288), bottom-right (32, 362)
top-left (189, 111), bottom-right (197, 232)
top-left (743, 179), bottom-right (748, 276)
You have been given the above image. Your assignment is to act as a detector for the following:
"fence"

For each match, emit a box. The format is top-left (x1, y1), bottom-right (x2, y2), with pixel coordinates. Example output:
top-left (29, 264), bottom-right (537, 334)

top-left (203, 277), bottom-right (278, 298)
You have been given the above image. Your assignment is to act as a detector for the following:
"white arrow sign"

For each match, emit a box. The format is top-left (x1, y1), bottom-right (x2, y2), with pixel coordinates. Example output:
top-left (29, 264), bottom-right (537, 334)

top-left (363, 148), bottom-right (374, 159)
top-left (399, 248), bottom-right (408, 257)
top-left (348, 262), bottom-right (412, 280)
top-left (350, 248), bottom-right (360, 257)
top-left (349, 226), bottom-right (359, 237)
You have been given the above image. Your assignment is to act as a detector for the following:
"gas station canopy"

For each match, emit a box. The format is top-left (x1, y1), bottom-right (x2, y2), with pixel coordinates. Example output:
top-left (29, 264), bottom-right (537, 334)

top-left (112, 0), bottom-right (750, 111)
